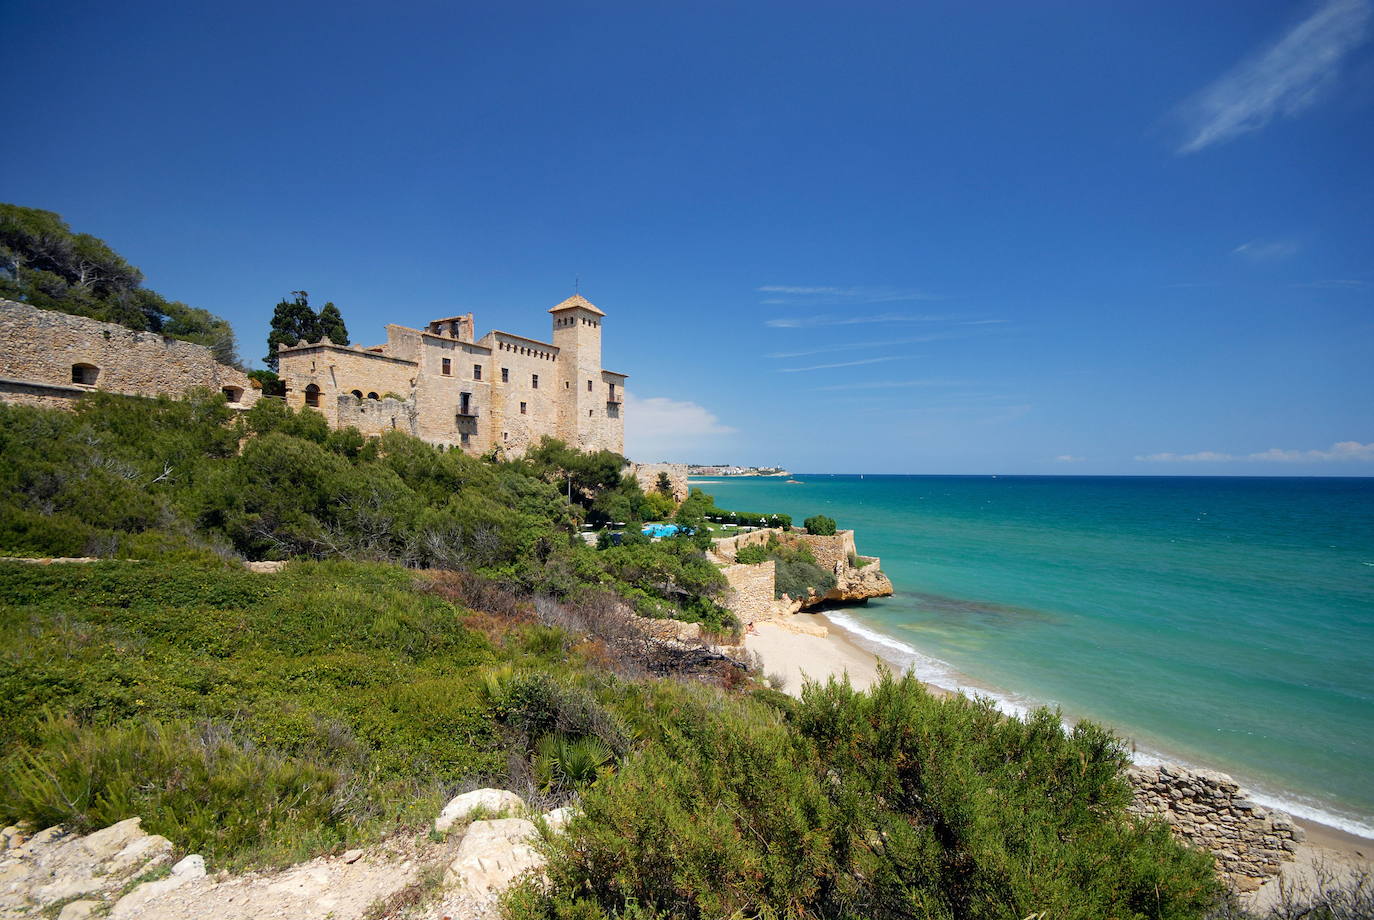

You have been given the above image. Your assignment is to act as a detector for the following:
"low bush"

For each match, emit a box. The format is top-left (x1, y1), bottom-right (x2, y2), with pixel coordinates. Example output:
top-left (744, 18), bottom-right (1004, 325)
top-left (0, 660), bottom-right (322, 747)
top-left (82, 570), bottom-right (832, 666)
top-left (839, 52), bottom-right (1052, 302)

top-left (733, 543), bottom-right (769, 565)
top-left (511, 673), bottom-right (1223, 920)
top-left (804, 514), bottom-right (837, 535)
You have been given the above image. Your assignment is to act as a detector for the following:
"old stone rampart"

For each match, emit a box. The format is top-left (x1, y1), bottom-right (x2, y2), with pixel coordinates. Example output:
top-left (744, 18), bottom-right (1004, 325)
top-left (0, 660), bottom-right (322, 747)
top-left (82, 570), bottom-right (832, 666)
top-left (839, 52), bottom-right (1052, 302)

top-left (628, 463), bottom-right (689, 503)
top-left (789, 530), bottom-right (857, 570)
top-left (335, 393), bottom-right (420, 439)
top-left (720, 560), bottom-right (782, 626)
top-left (711, 528), bottom-right (893, 621)
top-left (1126, 763), bottom-right (1303, 891)
top-left (0, 298), bottom-right (258, 410)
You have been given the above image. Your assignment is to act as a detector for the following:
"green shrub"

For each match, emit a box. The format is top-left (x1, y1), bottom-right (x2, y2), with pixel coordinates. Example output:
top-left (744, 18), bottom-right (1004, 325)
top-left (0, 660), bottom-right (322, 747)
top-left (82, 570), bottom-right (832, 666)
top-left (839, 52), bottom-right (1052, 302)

top-left (733, 544), bottom-right (769, 565)
top-left (2, 715), bottom-right (350, 868)
top-left (803, 514), bottom-right (836, 535)
top-left (0, 560), bottom-right (506, 868)
top-left (511, 673), bottom-right (1222, 920)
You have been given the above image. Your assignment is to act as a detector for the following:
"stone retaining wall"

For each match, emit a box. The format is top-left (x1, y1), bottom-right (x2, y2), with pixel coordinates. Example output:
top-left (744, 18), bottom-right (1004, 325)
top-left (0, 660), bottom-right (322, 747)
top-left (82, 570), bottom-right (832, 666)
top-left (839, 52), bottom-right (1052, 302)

top-left (628, 463), bottom-right (689, 503)
top-left (720, 560), bottom-right (781, 626)
top-left (0, 299), bottom-right (259, 410)
top-left (1126, 763), bottom-right (1303, 891)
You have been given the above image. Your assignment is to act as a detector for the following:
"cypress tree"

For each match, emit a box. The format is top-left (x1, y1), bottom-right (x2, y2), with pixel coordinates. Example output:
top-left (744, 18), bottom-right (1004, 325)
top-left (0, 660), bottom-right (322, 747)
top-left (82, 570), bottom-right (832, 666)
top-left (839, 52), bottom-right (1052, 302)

top-left (317, 301), bottom-right (349, 345)
top-left (263, 291), bottom-right (321, 370)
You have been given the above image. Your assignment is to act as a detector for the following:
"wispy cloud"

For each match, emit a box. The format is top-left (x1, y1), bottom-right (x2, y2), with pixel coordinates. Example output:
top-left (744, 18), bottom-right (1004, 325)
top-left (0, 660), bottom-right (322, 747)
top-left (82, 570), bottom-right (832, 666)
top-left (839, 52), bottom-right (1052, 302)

top-left (766, 333), bottom-right (958, 358)
top-left (1291, 279), bottom-right (1370, 289)
top-left (810, 378), bottom-right (964, 392)
top-left (1232, 239), bottom-right (1300, 261)
top-left (1055, 455), bottom-right (1086, 463)
top-left (758, 285), bottom-right (854, 295)
top-left (756, 284), bottom-right (938, 306)
top-left (779, 355), bottom-right (905, 373)
top-left (766, 312), bottom-right (949, 328)
top-left (1172, 0), bottom-right (1373, 154)
top-left (623, 393), bottom-right (735, 461)
top-left (1135, 441), bottom-right (1374, 463)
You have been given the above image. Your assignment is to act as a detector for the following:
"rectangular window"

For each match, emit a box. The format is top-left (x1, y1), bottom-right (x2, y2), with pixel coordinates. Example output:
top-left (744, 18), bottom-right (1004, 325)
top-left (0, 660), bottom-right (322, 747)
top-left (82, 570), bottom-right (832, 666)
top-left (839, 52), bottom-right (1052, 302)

top-left (532, 374), bottom-right (539, 389)
top-left (473, 364), bottom-right (482, 380)
top-left (441, 358), bottom-right (451, 375)
top-left (587, 379), bottom-right (592, 392)
top-left (520, 401), bottom-right (527, 415)
top-left (460, 432), bottom-right (470, 446)
top-left (501, 367), bottom-right (509, 383)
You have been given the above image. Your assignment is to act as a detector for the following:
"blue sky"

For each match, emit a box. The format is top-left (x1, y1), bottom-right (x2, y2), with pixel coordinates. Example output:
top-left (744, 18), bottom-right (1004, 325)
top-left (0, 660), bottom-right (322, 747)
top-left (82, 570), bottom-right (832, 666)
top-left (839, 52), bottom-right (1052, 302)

top-left (4, 0), bottom-right (1372, 474)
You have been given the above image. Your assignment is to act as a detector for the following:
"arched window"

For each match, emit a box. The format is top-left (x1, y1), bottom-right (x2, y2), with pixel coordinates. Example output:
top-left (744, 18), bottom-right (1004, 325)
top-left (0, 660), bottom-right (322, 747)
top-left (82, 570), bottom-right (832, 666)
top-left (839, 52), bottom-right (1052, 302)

top-left (304, 384), bottom-right (321, 407)
top-left (351, 389), bottom-right (363, 399)
top-left (221, 386), bottom-right (244, 404)
top-left (71, 363), bottom-right (99, 386)
top-left (367, 392), bottom-right (380, 400)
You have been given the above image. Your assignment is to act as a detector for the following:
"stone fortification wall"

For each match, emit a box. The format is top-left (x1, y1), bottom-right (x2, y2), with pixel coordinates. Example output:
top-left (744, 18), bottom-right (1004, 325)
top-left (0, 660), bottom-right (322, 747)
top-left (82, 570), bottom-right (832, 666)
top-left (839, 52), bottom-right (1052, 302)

top-left (629, 463), bottom-right (689, 503)
top-left (709, 528), bottom-right (857, 571)
top-left (720, 560), bottom-right (780, 626)
top-left (1126, 763), bottom-right (1303, 891)
top-left (276, 295), bottom-right (624, 457)
top-left (335, 394), bottom-right (419, 438)
top-left (0, 299), bottom-right (259, 410)
top-left (483, 334), bottom-right (559, 455)
top-left (790, 530), bottom-right (857, 571)
top-left (708, 528), bottom-right (782, 564)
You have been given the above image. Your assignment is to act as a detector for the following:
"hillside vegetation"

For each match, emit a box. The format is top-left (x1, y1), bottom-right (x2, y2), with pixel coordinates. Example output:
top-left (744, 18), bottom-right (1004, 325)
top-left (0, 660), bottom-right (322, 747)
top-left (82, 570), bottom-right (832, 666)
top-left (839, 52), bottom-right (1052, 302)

top-left (0, 394), bottom-right (733, 630)
top-left (0, 394), bottom-right (1237, 917)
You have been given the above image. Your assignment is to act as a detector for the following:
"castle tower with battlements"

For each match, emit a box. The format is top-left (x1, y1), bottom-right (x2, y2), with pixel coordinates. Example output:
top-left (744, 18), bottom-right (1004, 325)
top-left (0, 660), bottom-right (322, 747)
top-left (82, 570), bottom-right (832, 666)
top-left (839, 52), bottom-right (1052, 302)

top-left (275, 294), bottom-right (625, 456)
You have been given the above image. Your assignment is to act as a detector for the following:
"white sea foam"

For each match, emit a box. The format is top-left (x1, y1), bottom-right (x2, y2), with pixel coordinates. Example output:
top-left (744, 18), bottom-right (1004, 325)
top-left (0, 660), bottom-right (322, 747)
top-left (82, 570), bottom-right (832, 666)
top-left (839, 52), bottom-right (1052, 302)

top-left (823, 610), bottom-right (1374, 841)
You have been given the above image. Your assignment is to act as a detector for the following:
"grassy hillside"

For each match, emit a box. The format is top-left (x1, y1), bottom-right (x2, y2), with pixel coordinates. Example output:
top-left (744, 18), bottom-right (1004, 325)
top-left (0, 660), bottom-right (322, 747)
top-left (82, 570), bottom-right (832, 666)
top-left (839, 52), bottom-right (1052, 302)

top-left (0, 394), bottom-right (1234, 917)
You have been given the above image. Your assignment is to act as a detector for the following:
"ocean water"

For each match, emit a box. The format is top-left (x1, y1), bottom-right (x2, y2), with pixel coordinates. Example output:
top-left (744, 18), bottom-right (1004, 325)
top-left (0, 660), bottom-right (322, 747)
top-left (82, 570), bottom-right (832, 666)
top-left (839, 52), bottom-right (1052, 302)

top-left (691, 475), bottom-right (1374, 838)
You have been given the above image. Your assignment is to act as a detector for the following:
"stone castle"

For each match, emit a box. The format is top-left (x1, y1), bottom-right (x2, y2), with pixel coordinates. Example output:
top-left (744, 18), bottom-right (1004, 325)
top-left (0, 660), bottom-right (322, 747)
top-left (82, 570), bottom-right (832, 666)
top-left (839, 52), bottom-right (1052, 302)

top-left (0, 293), bottom-right (626, 459)
top-left (276, 294), bottom-right (625, 455)
top-left (0, 299), bottom-right (261, 411)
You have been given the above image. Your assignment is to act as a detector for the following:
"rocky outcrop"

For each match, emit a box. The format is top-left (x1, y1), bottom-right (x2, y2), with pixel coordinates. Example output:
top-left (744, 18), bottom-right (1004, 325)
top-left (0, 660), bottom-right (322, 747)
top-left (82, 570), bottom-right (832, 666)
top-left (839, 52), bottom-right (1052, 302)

top-left (1127, 763), bottom-right (1304, 891)
top-left (442, 818), bottom-right (544, 896)
top-left (0, 817), bottom-right (174, 917)
top-left (0, 790), bottom-right (571, 919)
top-left (435, 788), bottom-right (528, 834)
top-left (800, 555), bottom-right (894, 609)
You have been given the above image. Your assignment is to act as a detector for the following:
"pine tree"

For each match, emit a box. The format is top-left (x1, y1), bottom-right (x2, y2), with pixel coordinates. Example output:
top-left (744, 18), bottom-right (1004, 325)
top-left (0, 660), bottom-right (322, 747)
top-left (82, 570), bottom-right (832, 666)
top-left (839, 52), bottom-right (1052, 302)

top-left (317, 301), bottom-right (349, 346)
top-left (263, 291), bottom-right (321, 371)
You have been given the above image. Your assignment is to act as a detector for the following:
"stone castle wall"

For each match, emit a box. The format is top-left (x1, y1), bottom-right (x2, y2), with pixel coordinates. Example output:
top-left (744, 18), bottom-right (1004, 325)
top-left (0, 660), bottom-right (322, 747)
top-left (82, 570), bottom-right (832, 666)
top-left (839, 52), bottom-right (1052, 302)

top-left (276, 295), bottom-right (624, 457)
top-left (629, 463), bottom-right (690, 503)
top-left (1126, 763), bottom-right (1303, 891)
top-left (720, 560), bottom-right (780, 626)
top-left (791, 530), bottom-right (857, 571)
top-left (0, 299), bottom-right (259, 411)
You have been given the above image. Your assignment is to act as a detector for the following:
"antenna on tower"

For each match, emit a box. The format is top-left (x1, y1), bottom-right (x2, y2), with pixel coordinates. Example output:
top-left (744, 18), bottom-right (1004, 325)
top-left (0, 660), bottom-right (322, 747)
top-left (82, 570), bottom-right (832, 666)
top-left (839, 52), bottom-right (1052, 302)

top-left (574, 274), bottom-right (580, 294)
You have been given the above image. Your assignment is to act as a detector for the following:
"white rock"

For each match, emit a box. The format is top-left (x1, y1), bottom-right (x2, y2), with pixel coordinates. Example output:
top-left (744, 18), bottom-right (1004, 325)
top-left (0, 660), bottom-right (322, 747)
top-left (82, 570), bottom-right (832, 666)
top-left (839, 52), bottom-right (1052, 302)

top-left (172, 854), bottom-right (206, 878)
top-left (434, 788), bottom-right (526, 833)
top-left (341, 848), bottom-right (364, 864)
top-left (79, 817), bottom-right (146, 860)
top-left (442, 818), bottom-right (544, 896)
top-left (541, 806), bottom-right (577, 833)
top-left (57, 901), bottom-right (100, 920)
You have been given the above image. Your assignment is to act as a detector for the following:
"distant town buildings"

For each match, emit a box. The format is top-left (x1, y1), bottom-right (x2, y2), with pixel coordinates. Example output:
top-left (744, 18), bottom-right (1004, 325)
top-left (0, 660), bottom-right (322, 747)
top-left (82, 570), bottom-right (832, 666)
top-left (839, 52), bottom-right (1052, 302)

top-left (687, 464), bottom-right (789, 477)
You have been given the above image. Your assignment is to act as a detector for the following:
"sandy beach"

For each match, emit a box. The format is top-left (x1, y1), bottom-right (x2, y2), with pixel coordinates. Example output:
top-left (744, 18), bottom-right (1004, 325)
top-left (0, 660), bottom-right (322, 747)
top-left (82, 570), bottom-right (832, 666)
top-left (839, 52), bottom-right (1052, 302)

top-left (744, 610), bottom-right (1373, 903)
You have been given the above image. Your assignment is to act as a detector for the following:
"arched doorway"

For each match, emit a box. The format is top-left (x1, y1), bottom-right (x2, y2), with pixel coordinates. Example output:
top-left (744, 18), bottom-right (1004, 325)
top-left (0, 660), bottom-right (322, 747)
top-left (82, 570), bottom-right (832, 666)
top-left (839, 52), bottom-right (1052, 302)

top-left (304, 384), bottom-right (321, 407)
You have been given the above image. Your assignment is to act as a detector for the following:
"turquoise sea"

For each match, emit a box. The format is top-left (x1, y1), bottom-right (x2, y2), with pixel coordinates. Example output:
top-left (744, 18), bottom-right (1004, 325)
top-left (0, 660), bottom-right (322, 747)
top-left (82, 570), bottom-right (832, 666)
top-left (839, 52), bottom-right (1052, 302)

top-left (691, 475), bottom-right (1374, 838)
